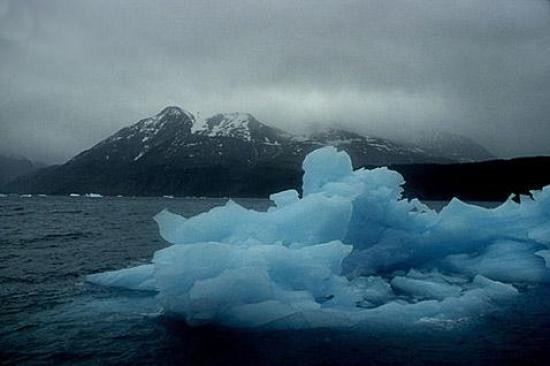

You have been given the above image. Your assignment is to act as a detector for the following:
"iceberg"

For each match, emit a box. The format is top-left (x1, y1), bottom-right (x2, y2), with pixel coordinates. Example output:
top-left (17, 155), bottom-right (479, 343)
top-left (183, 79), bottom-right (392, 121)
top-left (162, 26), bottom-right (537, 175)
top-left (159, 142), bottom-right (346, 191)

top-left (88, 147), bottom-right (550, 329)
top-left (85, 193), bottom-right (103, 198)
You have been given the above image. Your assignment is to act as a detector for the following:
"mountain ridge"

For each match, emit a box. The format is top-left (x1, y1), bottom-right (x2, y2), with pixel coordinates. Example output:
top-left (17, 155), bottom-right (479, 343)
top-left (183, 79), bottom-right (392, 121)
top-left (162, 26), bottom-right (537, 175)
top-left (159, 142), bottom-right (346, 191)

top-left (3, 106), bottom-right (501, 197)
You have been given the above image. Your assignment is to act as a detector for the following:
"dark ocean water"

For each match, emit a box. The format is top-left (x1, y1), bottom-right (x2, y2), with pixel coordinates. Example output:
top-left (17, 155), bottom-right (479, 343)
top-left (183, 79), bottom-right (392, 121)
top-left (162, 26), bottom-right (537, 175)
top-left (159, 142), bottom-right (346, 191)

top-left (1, 196), bottom-right (549, 366)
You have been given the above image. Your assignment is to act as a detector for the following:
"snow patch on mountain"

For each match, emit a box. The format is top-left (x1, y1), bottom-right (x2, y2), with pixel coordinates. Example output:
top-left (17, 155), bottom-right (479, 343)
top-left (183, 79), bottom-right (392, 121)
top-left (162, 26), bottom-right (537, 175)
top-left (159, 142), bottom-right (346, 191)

top-left (196, 113), bottom-right (254, 141)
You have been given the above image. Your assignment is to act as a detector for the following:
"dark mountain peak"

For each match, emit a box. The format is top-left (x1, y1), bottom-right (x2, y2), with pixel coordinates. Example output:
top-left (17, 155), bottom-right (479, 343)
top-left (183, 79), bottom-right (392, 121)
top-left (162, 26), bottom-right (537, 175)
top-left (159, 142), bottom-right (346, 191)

top-left (70, 106), bottom-right (197, 164)
top-left (157, 106), bottom-right (192, 119)
top-left (141, 106), bottom-right (195, 130)
top-left (123, 106), bottom-right (195, 139)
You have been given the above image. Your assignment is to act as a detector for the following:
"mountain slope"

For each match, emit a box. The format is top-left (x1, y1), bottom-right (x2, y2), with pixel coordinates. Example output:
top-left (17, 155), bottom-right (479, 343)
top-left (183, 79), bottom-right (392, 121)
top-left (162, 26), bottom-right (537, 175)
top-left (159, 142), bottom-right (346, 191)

top-left (411, 131), bottom-right (495, 162)
top-left (0, 154), bottom-right (43, 186)
top-left (5, 106), bottom-right (471, 197)
top-left (309, 128), bottom-right (448, 166)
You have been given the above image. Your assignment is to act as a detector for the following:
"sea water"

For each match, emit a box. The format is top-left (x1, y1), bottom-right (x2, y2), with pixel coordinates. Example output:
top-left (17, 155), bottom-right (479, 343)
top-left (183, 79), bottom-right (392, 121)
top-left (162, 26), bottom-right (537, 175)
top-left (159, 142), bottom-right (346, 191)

top-left (1, 195), bottom-right (549, 365)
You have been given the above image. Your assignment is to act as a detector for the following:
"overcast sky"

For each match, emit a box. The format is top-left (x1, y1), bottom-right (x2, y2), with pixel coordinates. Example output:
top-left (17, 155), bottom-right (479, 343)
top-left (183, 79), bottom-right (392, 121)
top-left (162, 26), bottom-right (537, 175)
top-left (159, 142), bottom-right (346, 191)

top-left (1, 0), bottom-right (549, 163)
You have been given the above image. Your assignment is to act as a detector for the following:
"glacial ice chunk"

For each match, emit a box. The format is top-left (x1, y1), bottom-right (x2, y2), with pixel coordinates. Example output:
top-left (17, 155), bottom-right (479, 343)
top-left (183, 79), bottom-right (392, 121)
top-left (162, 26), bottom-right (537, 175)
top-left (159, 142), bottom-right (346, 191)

top-left (302, 146), bottom-right (354, 196)
top-left (87, 264), bottom-right (155, 291)
top-left (88, 146), bottom-right (550, 329)
top-left (269, 189), bottom-right (299, 208)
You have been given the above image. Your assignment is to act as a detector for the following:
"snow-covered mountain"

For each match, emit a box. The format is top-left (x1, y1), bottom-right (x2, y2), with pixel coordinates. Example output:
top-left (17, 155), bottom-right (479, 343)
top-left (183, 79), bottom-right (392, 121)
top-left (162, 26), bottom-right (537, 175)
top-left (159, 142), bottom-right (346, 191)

top-left (4, 106), bottom-right (477, 196)
top-left (73, 106), bottom-right (195, 163)
top-left (72, 106), bottom-right (450, 168)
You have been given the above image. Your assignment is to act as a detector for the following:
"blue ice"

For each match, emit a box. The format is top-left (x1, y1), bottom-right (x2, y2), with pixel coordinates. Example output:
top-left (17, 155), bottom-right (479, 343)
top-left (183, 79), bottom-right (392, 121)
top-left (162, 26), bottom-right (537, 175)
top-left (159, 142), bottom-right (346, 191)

top-left (87, 147), bottom-right (550, 329)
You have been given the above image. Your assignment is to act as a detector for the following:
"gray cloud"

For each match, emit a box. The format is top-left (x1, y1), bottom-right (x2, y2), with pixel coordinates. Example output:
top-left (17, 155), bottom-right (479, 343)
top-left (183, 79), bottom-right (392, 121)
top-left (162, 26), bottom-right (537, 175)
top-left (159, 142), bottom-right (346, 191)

top-left (1, 0), bottom-right (549, 163)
